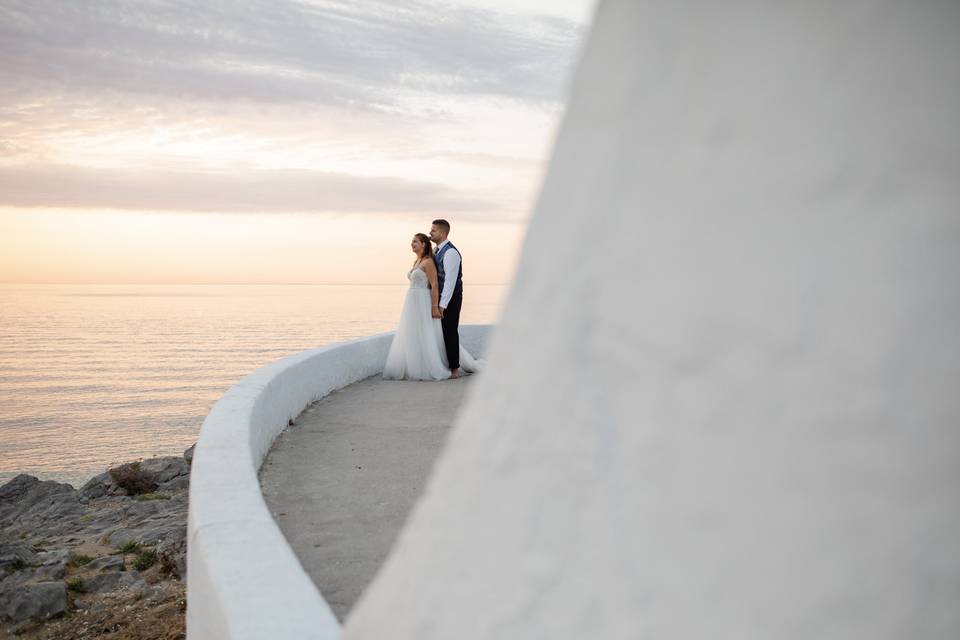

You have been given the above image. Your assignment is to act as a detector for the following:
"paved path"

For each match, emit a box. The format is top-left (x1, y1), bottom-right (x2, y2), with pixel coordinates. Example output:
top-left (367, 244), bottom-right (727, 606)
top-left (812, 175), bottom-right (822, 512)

top-left (258, 374), bottom-right (474, 621)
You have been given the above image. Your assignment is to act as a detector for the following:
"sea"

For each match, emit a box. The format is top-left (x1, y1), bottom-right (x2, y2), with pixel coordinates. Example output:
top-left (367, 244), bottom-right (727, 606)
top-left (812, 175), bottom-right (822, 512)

top-left (0, 283), bottom-right (507, 489)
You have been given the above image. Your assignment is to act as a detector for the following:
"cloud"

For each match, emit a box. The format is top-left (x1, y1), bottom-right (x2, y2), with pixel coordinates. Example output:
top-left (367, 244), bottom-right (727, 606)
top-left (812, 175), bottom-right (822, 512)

top-left (0, 1), bottom-right (584, 222)
top-left (0, 163), bottom-right (496, 214)
top-left (0, 0), bottom-right (584, 110)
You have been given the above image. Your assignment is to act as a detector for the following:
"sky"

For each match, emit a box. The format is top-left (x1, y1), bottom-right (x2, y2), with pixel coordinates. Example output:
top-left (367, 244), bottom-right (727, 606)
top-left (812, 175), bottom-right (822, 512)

top-left (0, 0), bottom-right (595, 284)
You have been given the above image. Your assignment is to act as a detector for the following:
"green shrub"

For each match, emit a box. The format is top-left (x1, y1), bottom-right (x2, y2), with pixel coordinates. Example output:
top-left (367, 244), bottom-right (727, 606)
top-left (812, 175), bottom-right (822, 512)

top-left (134, 492), bottom-right (171, 502)
top-left (117, 540), bottom-right (141, 555)
top-left (133, 549), bottom-right (158, 571)
top-left (70, 553), bottom-right (94, 567)
top-left (66, 578), bottom-right (86, 593)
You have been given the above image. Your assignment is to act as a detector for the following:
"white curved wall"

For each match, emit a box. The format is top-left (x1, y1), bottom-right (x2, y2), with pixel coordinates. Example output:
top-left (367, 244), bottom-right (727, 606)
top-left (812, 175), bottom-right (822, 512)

top-left (344, 1), bottom-right (960, 638)
top-left (186, 325), bottom-right (492, 640)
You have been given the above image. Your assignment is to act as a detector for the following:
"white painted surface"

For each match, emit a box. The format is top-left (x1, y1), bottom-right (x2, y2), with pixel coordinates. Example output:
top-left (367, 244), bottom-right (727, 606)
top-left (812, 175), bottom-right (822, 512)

top-left (186, 326), bottom-right (492, 640)
top-left (345, 2), bottom-right (960, 638)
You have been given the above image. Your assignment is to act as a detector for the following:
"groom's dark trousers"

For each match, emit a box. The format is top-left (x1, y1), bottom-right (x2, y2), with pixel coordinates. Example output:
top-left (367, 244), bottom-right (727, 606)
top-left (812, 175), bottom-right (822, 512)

top-left (441, 289), bottom-right (462, 370)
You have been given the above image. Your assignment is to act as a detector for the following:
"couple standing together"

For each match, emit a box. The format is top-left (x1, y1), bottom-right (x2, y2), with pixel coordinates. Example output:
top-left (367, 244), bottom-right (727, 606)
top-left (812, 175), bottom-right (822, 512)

top-left (383, 219), bottom-right (483, 381)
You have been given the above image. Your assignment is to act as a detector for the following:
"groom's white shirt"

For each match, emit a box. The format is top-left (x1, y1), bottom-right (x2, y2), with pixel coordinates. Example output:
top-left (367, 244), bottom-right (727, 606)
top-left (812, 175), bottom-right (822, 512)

top-left (436, 239), bottom-right (461, 310)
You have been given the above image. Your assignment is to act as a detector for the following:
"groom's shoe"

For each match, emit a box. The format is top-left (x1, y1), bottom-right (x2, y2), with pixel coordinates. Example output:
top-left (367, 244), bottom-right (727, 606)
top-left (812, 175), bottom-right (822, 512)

top-left (449, 368), bottom-right (463, 379)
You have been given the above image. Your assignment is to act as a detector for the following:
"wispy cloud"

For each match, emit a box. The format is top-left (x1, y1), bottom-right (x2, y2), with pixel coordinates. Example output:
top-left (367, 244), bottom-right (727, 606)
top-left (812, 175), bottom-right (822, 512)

top-left (0, 0), bottom-right (589, 218)
top-left (0, 0), bottom-right (582, 108)
top-left (0, 163), bottom-right (494, 213)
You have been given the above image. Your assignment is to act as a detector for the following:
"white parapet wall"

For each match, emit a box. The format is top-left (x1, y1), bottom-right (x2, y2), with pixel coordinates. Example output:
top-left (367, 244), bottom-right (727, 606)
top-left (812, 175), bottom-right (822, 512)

top-left (186, 325), bottom-right (492, 640)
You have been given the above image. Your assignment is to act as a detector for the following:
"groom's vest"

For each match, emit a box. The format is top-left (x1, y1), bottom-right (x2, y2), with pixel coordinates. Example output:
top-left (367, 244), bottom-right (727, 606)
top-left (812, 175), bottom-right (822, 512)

top-left (435, 241), bottom-right (463, 296)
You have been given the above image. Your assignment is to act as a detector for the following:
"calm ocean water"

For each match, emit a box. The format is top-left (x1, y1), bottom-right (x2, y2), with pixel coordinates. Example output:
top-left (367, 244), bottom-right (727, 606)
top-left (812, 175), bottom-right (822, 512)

top-left (0, 283), bottom-right (507, 489)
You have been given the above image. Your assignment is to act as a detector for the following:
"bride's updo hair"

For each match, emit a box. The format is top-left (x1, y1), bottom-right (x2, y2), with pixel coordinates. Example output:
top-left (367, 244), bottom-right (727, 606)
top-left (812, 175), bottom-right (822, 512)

top-left (414, 233), bottom-right (433, 260)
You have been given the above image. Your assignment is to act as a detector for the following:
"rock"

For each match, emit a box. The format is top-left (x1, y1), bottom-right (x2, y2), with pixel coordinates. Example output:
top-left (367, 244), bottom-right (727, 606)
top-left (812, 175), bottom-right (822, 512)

top-left (0, 567), bottom-right (36, 590)
top-left (156, 523), bottom-right (186, 550)
top-left (22, 548), bottom-right (68, 580)
top-left (30, 550), bottom-right (69, 581)
top-left (106, 528), bottom-right (139, 549)
top-left (158, 475), bottom-right (189, 491)
top-left (93, 505), bottom-right (125, 521)
top-left (87, 555), bottom-right (124, 572)
top-left (0, 541), bottom-right (37, 570)
top-left (138, 457), bottom-right (189, 485)
top-left (79, 472), bottom-right (118, 500)
top-left (84, 570), bottom-right (145, 594)
top-left (140, 522), bottom-right (184, 549)
top-left (34, 549), bottom-right (69, 565)
top-left (0, 475), bottom-right (78, 531)
top-left (106, 517), bottom-right (185, 550)
top-left (0, 581), bottom-right (66, 622)
top-left (143, 584), bottom-right (167, 602)
top-left (0, 474), bottom-right (41, 501)
top-left (34, 561), bottom-right (66, 581)
top-left (157, 526), bottom-right (187, 580)
top-left (104, 457), bottom-right (189, 497)
top-left (124, 499), bottom-right (165, 520)
top-left (183, 444), bottom-right (195, 463)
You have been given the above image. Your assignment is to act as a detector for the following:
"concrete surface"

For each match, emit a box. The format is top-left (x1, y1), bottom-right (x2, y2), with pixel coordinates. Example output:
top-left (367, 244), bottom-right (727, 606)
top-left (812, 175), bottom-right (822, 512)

top-left (259, 373), bottom-right (475, 621)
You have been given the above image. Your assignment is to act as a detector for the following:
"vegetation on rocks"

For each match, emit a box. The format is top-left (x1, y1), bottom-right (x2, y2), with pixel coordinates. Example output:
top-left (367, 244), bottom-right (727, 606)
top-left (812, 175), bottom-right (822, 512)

top-left (0, 445), bottom-right (194, 639)
top-left (65, 578), bottom-right (86, 593)
top-left (70, 554), bottom-right (94, 567)
top-left (108, 463), bottom-right (158, 497)
top-left (134, 493), bottom-right (171, 502)
top-left (132, 550), bottom-right (158, 572)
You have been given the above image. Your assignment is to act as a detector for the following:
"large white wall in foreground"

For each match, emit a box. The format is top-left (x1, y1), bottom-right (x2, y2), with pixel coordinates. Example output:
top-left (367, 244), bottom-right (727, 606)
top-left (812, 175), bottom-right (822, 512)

top-left (345, 1), bottom-right (960, 638)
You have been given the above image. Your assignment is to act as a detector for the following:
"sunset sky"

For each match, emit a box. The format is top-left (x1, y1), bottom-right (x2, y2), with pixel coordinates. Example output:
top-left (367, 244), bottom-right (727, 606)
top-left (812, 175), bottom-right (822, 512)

top-left (0, 0), bottom-right (595, 284)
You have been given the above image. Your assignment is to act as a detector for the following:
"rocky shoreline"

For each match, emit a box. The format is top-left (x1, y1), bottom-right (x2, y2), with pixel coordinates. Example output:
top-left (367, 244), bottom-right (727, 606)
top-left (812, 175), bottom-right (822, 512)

top-left (1, 446), bottom-right (195, 639)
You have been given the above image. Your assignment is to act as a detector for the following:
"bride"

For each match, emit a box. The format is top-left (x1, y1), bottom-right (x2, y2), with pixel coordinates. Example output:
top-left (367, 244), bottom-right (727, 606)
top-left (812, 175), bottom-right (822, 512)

top-left (383, 233), bottom-right (483, 381)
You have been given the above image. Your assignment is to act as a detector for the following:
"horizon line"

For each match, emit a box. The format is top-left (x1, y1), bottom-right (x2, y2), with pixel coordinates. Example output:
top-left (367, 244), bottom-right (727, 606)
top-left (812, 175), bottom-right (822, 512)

top-left (0, 281), bottom-right (513, 286)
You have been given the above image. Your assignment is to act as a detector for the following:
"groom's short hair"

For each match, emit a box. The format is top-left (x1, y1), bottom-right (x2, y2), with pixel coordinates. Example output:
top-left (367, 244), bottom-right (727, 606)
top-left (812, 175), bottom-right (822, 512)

top-left (432, 219), bottom-right (450, 234)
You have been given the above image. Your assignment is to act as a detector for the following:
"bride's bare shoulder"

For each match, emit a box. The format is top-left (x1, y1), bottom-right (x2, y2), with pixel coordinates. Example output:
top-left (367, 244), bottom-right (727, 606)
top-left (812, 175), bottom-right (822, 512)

top-left (421, 258), bottom-right (437, 272)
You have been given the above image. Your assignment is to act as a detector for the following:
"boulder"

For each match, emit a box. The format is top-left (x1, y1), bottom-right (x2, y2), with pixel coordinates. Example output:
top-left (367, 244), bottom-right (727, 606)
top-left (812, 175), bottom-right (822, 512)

top-left (183, 444), bottom-right (195, 463)
top-left (0, 475), bottom-right (78, 529)
top-left (0, 581), bottom-right (66, 622)
top-left (0, 541), bottom-right (37, 571)
top-left (138, 457), bottom-right (190, 485)
top-left (0, 566), bottom-right (36, 590)
top-left (34, 561), bottom-right (66, 581)
top-left (26, 549), bottom-right (68, 581)
top-left (158, 475), bottom-right (189, 492)
top-left (0, 474), bottom-right (42, 501)
top-left (79, 472), bottom-right (121, 500)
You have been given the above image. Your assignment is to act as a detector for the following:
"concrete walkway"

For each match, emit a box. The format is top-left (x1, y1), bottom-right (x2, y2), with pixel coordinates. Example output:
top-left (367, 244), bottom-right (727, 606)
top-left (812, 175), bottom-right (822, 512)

top-left (258, 374), bottom-right (474, 621)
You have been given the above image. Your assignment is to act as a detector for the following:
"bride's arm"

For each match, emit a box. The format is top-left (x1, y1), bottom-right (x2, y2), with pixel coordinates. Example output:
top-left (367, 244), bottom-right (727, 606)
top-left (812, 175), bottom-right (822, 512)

top-left (424, 260), bottom-right (441, 315)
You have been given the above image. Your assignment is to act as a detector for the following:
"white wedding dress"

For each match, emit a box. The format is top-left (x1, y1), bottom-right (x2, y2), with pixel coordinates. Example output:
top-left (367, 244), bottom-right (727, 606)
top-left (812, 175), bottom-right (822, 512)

top-left (382, 266), bottom-right (483, 381)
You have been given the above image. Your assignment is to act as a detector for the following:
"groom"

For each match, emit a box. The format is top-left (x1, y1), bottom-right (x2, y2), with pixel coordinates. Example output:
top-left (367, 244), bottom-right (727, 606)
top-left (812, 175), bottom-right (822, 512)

top-left (429, 219), bottom-right (463, 379)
